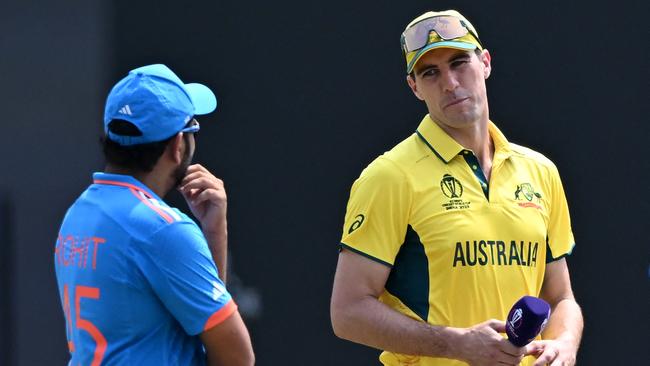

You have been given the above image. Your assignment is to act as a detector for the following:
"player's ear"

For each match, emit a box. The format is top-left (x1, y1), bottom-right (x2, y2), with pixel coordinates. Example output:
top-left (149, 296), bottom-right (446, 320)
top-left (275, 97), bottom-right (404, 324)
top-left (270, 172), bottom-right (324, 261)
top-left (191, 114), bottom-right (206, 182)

top-left (406, 74), bottom-right (424, 101)
top-left (480, 49), bottom-right (492, 79)
top-left (168, 133), bottom-right (184, 164)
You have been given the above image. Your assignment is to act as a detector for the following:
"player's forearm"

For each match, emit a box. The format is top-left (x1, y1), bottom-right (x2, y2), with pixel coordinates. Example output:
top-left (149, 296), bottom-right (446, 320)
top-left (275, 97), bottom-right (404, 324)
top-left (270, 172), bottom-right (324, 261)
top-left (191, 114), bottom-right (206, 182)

top-left (331, 295), bottom-right (462, 358)
top-left (203, 219), bottom-right (228, 283)
top-left (542, 298), bottom-right (583, 348)
top-left (203, 311), bottom-right (254, 366)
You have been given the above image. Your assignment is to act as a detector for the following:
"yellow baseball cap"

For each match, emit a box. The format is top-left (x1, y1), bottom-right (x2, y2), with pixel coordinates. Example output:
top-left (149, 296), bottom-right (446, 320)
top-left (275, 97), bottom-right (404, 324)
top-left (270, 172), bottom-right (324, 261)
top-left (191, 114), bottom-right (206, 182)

top-left (402, 10), bottom-right (483, 74)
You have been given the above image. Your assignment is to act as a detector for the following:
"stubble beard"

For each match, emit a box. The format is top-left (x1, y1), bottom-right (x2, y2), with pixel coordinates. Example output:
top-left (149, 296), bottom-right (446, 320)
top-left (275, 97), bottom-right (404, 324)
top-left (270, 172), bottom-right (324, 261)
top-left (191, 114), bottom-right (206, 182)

top-left (440, 97), bottom-right (487, 128)
top-left (173, 148), bottom-right (193, 189)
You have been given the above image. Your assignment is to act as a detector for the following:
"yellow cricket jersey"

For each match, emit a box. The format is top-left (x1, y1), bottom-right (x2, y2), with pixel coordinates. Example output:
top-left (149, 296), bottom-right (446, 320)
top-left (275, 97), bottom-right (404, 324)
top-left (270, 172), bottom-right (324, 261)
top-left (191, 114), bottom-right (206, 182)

top-left (340, 115), bottom-right (575, 366)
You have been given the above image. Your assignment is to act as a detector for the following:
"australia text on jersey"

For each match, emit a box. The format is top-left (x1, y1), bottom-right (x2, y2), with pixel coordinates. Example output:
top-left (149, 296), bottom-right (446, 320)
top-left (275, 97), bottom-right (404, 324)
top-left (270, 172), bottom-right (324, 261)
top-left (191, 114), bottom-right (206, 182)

top-left (55, 234), bottom-right (107, 270)
top-left (452, 240), bottom-right (539, 267)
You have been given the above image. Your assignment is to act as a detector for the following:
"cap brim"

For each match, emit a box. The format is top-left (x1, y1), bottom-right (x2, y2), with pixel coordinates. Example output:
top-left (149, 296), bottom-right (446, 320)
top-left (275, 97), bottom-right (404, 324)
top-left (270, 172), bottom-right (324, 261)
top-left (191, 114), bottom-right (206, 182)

top-left (407, 41), bottom-right (477, 74)
top-left (185, 83), bottom-right (217, 115)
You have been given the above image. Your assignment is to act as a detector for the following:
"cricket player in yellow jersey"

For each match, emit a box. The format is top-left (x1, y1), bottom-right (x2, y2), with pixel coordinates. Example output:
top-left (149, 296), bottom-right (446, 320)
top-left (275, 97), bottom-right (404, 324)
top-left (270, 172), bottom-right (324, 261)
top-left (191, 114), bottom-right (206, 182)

top-left (330, 10), bottom-right (583, 366)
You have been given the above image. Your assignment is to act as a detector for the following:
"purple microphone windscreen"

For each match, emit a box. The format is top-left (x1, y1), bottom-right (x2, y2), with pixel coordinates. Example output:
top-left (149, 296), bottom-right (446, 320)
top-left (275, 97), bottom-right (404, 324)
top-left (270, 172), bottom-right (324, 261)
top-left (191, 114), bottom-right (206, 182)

top-left (505, 296), bottom-right (551, 347)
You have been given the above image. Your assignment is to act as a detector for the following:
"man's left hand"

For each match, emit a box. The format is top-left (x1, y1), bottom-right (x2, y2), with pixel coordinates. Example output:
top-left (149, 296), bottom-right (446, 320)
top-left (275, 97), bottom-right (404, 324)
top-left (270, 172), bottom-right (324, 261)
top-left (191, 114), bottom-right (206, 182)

top-left (529, 339), bottom-right (577, 366)
top-left (179, 164), bottom-right (227, 232)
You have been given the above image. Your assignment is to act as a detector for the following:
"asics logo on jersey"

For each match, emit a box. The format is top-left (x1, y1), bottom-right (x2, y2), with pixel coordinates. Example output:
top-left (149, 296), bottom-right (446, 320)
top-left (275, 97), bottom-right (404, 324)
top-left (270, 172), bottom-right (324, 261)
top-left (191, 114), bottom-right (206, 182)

top-left (118, 105), bottom-right (133, 115)
top-left (348, 214), bottom-right (365, 234)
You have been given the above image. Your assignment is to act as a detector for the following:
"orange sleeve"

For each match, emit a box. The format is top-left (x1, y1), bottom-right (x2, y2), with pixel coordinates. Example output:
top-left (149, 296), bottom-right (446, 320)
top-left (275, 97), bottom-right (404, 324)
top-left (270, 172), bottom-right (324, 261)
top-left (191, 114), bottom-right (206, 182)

top-left (203, 300), bottom-right (238, 332)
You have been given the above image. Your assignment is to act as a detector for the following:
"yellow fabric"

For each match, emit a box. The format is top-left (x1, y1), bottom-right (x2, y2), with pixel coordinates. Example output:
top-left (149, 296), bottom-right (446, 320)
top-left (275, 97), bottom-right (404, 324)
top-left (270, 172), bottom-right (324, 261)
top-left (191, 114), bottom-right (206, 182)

top-left (340, 115), bottom-right (575, 365)
top-left (405, 32), bottom-right (482, 74)
top-left (403, 10), bottom-right (483, 73)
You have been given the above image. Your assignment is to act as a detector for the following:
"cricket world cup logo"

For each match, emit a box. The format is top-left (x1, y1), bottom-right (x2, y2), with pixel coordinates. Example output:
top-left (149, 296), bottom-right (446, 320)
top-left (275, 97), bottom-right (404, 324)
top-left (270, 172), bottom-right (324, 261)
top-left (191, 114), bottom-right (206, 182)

top-left (509, 308), bottom-right (523, 329)
top-left (440, 174), bottom-right (463, 198)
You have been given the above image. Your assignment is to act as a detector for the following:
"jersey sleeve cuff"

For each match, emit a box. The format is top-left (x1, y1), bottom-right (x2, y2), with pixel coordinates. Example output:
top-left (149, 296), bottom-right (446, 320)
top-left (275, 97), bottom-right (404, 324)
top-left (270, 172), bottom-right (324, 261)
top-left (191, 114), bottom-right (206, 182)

top-left (339, 243), bottom-right (393, 267)
top-left (203, 299), bottom-right (238, 332)
top-left (546, 242), bottom-right (575, 263)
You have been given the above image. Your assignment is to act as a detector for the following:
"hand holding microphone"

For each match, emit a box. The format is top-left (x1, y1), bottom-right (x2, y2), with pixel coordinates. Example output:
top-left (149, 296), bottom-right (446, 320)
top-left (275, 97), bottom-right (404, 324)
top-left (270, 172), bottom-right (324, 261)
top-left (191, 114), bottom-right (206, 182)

top-left (509, 296), bottom-right (580, 366)
top-left (454, 296), bottom-right (551, 365)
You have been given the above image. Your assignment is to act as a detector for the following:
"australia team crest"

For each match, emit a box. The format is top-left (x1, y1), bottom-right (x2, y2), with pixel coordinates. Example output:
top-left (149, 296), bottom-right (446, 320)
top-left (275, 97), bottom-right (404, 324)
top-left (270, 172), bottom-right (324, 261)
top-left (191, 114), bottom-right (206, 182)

top-left (514, 183), bottom-right (542, 209)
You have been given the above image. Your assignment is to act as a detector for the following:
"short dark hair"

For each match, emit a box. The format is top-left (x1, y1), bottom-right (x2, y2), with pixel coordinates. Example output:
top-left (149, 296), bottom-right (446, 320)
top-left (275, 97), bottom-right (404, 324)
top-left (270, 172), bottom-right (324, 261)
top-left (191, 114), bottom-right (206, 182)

top-left (101, 119), bottom-right (187, 172)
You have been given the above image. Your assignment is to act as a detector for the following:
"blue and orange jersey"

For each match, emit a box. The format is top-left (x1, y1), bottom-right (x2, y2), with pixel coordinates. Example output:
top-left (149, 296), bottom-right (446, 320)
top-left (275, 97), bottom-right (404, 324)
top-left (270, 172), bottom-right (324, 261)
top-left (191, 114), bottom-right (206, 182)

top-left (54, 172), bottom-right (236, 366)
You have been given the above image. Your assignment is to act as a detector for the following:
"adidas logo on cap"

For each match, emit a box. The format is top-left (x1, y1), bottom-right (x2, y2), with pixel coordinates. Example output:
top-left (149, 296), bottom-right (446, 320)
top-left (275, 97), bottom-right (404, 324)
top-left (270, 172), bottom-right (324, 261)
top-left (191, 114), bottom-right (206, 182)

top-left (118, 105), bottom-right (133, 116)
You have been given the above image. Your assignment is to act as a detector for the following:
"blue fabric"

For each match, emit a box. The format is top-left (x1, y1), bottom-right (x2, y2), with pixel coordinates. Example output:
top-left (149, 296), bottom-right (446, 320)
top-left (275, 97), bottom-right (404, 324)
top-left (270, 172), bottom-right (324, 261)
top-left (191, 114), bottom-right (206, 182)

top-left (104, 64), bottom-right (217, 145)
top-left (54, 172), bottom-right (232, 366)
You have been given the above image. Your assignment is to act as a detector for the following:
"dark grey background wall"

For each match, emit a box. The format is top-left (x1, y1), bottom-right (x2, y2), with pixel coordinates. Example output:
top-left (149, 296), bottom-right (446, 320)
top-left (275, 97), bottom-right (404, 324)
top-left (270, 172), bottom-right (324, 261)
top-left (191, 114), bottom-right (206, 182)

top-left (1, 0), bottom-right (648, 365)
top-left (0, 1), bottom-right (111, 365)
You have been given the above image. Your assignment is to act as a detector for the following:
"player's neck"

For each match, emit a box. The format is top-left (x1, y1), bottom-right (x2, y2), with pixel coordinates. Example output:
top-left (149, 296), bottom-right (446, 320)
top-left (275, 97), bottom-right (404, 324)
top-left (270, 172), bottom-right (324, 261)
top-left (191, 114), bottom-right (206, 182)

top-left (443, 119), bottom-right (495, 180)
top-left (104, 164), bottom-right (172, 198)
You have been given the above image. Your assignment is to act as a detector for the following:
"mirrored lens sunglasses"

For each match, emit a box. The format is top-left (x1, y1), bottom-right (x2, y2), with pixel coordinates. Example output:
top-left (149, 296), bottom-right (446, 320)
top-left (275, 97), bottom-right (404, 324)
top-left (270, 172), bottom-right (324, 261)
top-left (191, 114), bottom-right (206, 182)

top-left (401, 15), bottom-right (481, 53)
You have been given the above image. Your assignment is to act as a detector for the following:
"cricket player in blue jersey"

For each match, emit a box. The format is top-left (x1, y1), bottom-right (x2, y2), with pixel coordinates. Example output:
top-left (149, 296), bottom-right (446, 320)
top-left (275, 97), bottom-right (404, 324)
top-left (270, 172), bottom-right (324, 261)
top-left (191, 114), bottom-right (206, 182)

top-left (54, 64), bottom-right (255, 365)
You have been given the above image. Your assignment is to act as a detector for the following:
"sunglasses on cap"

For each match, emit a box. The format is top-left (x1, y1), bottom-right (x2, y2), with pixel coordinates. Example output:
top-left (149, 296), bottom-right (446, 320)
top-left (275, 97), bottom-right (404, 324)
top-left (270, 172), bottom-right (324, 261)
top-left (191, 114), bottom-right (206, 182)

top-left (401, 15), bottom-right (481, 54)
top-left (180, 118), bottom-right (200, 134)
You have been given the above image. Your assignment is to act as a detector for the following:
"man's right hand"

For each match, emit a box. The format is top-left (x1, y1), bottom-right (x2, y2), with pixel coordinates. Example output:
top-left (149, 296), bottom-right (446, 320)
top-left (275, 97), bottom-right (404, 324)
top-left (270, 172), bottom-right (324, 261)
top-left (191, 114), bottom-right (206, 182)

top-left (454, 319), bottom-right (539, 366)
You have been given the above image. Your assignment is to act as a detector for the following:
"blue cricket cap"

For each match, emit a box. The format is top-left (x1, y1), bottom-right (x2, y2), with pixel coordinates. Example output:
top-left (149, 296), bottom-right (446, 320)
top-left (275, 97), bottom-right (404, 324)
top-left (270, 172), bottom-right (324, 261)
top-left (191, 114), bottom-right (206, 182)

top-left (104, 64), bottom-right (217, 146)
